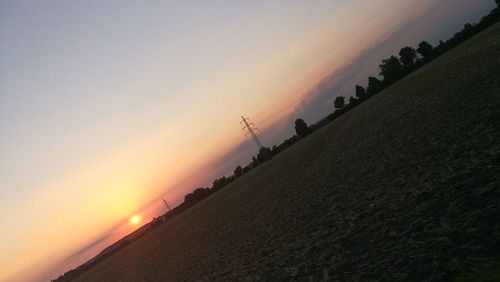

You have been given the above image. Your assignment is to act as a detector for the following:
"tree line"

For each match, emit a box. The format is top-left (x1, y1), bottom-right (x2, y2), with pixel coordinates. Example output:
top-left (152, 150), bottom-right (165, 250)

top-left (53, 2), bottom-right (499, 281)
top-left (154, 1), bottom-right (500, 232)
top-left (295, 2), bottom-right (500, 136)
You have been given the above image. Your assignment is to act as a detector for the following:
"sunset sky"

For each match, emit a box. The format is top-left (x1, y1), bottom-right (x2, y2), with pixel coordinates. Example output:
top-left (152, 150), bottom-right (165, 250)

top-left (0, 0), bottom-right (494, 281)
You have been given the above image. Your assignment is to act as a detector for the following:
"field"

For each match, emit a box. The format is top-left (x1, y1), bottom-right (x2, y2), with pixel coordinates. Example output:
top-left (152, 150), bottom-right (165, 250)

top-left (75, 22), bottom-right (500, 281)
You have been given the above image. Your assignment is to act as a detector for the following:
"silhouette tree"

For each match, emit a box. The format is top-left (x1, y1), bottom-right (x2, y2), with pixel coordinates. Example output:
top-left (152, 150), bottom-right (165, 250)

top-left (271, 145), bottom-right (277, 154)
top-left (295, 118), bottom-right (312, 137)
top-left (355, 85), bottom-right (366, 99)
top-left (399, 46), bottom-right (417, 67)
top-left (234, 165), bottom-right (243, 177)
top-left (212, 176), bottom-right (233, 190)
top-left (379, 55), bottom-right (402, 82)
top-left (417, 41), bottom-right (433, 61)
top-left (185, 187), bottom-right (210, 204)
top-left (367, 76), bottom-right (382, 94)
top-left (257, 147), bottom-right (272, 162)
top-left (334, 96), bottom-right (345, 109)
top-left (252, 156), bottom-right (258, 167)
top-left (349, 96), bottom-right (357, 105)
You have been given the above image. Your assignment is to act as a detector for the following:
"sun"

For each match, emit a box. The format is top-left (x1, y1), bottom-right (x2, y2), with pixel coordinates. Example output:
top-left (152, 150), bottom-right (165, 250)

top-left (130, 215), bottom-right (141, 225)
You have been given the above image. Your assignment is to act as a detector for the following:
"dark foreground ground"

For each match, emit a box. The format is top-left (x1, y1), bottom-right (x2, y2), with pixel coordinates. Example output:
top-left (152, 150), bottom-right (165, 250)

top-left (75, 23), bottom-right (500, 282)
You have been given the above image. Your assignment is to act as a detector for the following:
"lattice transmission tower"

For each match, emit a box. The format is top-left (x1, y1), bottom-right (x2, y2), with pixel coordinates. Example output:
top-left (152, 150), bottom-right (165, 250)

top-left (162, 198), bottom-right (171, 212)
top-left (241, 115), bottom-right (263, 150)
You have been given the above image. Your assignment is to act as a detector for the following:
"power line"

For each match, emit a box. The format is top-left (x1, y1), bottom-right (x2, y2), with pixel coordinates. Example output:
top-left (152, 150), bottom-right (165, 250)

top-left (253, 96), bottom-right (309, 125)
top-left (244, 0), bottom-right (397, 129)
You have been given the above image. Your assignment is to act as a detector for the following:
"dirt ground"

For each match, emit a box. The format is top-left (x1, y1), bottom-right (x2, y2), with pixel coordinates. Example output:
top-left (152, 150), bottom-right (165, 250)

top-left (75, 22), bottom-right (500, 282)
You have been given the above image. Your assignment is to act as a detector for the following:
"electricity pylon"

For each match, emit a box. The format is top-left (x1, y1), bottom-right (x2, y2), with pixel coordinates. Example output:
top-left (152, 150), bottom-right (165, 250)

top-left (162, 198), bottom-right (171, 212)
top-left (241, 115), bottom-right (263, 150)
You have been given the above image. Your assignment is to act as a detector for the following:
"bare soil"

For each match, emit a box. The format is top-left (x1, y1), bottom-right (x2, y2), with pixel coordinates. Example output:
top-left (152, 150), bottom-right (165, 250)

top-left (75, 22), bottom-right (500, 282)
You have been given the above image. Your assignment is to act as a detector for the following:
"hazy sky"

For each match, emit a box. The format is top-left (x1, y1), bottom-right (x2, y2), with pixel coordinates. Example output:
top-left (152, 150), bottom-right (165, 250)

top-left (0, 0), bottom-right (495, 281)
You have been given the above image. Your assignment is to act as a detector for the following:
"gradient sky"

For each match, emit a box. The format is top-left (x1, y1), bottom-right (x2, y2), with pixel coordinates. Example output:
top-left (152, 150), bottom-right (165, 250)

top-left (0, 0), bottom-right (495, 281)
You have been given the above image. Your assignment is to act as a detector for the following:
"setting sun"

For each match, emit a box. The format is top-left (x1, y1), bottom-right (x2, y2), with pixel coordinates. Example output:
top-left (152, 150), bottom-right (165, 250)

top-left (130, 215), bottom-right (141, 225)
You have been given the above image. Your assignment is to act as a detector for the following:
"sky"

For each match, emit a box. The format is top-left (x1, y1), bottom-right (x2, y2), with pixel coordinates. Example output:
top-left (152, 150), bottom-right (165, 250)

top-left (0, 0), bottom-right (495, 281)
